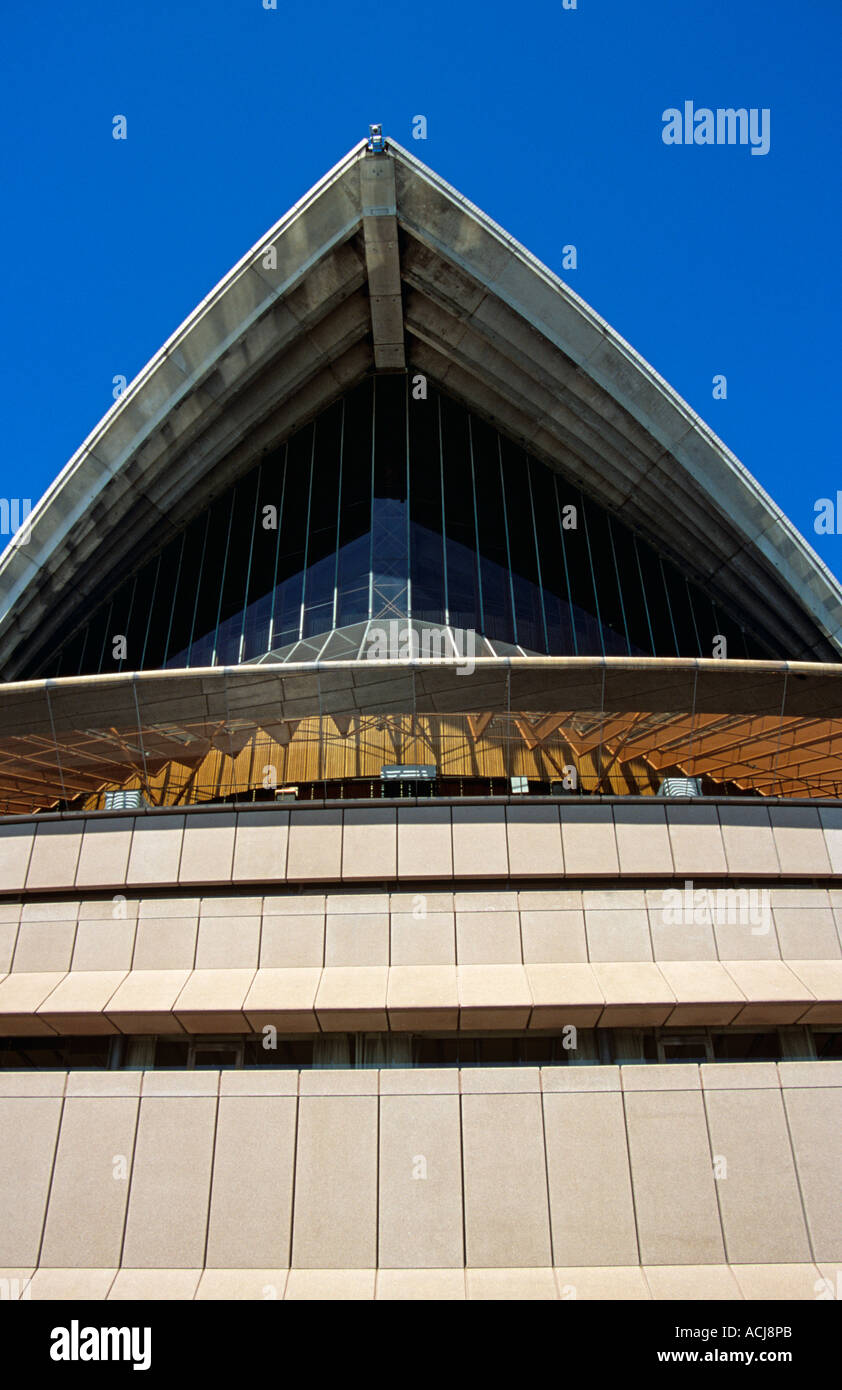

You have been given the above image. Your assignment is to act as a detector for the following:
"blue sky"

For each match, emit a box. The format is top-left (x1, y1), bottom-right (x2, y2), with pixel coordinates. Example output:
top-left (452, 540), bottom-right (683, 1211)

top-left (1, 0), bottom-right (840, 575)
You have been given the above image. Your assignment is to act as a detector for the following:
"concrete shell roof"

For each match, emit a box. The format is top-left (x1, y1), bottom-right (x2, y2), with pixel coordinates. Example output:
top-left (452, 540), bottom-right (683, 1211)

top-left (1, 137), bottom-right (841, 677)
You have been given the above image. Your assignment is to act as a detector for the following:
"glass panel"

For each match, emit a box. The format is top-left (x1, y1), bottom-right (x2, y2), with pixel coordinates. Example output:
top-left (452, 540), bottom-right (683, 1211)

top-left (147, 533), bottom-right (184, 669)
top-left (165, 517), bottom-right (204, 668)
top-left (408, 380), bottom-right (445, 624)
top-left (711, 599), bottom-right (750, 660)
top-left (33, 372), bottom-right (794, 675)
top-left (302, 400), bottom-right (342, 640)
top-left (0, 683), bottom-right (69, 813)
top-left (635, 536), bottom-right (677, 656)
top-left (471, 417), bottom-right (513, 643)
top-left (663, 561), bottom-right (700, 657)
top-left (48, 674), bottom-right (145, 811)
top-left (441, 392), bottom-right (480, 633)
top-left (131, 557), bottom-right (160, 670)
top-left (54, 623), bottom-right (87, 678)
top-left (215, 471), bottom-right (259, 665)
top-left (336, 382), bottom-right (372, 628)
top-left (500, 440), bottom-right (545, 652)
top-left (188, 502), bottom-right (231, 667)
top-left (81, 602), bottom-right (112, 676)
top-left (272, 422), bottom-right (312, 647)
top-left (608, 517), bottom-right (652, 656)
top-left (242, 449), bottom-right (284, 661)
top-left (107, 577), bottom-right (136, 674)
top-left (583, 502), bottom-right (628, 656)
top-left (371, 375), bottom-right (409, 622)
top-left (529, 458), bottom-right (575, 654)
top-left (688, 583), bottom-right (717, 661)
top-left (560, 484), bottom-right (602, 654)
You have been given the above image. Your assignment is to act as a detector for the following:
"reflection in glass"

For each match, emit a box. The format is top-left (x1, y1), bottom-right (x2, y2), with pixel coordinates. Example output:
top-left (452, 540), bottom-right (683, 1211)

top-left (31, 375), bottom-right (779, 676)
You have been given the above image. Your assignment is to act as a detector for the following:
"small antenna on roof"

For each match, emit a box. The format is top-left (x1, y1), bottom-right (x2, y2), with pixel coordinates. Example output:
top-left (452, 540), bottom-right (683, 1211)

top-left (367, 123), bottom-right (386, 153)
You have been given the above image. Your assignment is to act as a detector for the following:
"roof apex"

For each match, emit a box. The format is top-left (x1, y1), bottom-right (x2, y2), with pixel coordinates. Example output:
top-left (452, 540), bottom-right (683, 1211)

top-left (1, 138), bottom-right (839, 675)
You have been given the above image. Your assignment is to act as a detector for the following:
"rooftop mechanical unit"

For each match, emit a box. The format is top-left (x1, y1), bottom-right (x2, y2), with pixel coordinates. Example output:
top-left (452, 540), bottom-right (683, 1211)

top-left (102, 789), bottom-right (148, 811)
top-left (658, 776), bottom-right (703, 798)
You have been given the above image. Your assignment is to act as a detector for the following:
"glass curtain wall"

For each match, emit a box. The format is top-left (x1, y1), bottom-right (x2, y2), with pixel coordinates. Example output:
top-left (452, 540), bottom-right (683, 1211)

top-left (39, 375), bottom-right (772, 677)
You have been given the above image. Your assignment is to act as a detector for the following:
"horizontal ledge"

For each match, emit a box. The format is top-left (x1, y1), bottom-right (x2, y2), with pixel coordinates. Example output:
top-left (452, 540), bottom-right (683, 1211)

top-left (4, 1262), bottom-right (834, 1300)
top-left (0, 962), bottom-right (838, 1036)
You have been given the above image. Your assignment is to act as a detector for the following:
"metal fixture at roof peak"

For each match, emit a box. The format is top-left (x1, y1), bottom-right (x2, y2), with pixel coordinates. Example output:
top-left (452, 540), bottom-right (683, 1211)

top-left (367, 123), bottom-right (386, 153)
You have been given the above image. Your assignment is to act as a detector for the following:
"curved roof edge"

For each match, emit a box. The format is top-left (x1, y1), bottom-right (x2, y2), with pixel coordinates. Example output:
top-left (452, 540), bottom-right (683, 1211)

top-left (386, 139), bottom-right (842, 658)
top-left (1, 138), bottom-right (840, 675)
top-left (0, 654), bottom-right (837, 718)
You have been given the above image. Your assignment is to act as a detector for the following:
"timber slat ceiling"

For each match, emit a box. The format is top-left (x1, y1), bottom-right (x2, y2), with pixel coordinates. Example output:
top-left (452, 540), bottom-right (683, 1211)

top-left (1, 707), bottom-right (840, 814)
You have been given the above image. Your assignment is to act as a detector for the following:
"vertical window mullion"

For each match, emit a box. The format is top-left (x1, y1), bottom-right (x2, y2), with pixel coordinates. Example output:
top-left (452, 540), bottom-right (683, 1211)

top-left (97, 601), bottom-right (113, 674)
top-left (467, 415), bottom-right (485, 636)
top-left (553, 474), bottom-right (577, 656)
top-left (163, 532), bottom-right (186, 667)
top-left (119, 575), bottom-right (138, 672)
top-left (498, 438), bottom-right (518, 646)
top-left (299, 424), bottom-right (317, 642)
top-left (211, 489), bottom-right (237, 666)
top-left (526, 458), bottom-right (550, 653)
top-left (140, 553), bottom-right (162, 670)
top-left (580, 498), bottom-right (605, 657)
top-left (685, 577), bottom-right (702, 657)
top-left (368, 377), bottom-right (376, 621)
top-left (633, 533), bottom-right (656, 656)
top-left (76, 622), bottom-right (89, 678)
top-left (186, 513), bottom-right (210, 667)
top-left (438, 393), bottom-right (450, 625)
top-left (332, 402), bottom-right (344, 631)
top-left (607, 516), bottom-right (631, 656)
top-left (660, 556), bottom-right (680, 654)
top-left (268, 444), bottom-right (287, 652)
top-left (238, 464), bottom-right (261, 664)
top-left (405, 375), bottom-right (412, 623)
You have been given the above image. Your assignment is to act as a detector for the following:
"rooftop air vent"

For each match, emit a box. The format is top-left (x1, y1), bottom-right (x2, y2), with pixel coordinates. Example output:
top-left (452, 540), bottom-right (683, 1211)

top-left (103, 789), bottom-right (147, 811)
top-left (658, 777), bottom-right (702, 798)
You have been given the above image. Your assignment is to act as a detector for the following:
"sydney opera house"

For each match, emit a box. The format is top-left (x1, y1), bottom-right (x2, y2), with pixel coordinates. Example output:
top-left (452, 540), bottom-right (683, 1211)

top-left (0, 132), bottom-right (839, 1301)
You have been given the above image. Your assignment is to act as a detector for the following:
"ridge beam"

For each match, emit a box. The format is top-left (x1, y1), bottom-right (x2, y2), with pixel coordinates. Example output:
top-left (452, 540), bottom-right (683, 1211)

top-left (360, 155), bottom-right (405, 369)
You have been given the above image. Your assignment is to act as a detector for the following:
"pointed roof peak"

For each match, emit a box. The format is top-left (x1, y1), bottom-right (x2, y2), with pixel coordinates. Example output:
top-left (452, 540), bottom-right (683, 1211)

top-left (0, 141), bottom-right (839, 676)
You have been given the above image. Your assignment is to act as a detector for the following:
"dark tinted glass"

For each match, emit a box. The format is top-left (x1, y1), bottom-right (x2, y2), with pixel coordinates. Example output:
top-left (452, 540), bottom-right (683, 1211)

top-left (472, 421), bottom-right (513, 643)
top-left (636, 541), bottom-right (677, 657)
top-left (216, 472), bottom-right (259, 664)
top-left (241, 454), bottom-right (283, 661)
top-left (501, 441), bottom-right (545, 651)
top-left (561, 486), bottom-right (602, 654)
top-left (441, 393), bottom-right (479, 632)
top-left (584, 504), bottom-right (628, 656)
top-left (608, 518), bottom-right (652, 655)
top-left (336, 386), bottom-right (372, 627)
top-left (371, 376), bottom-right (408, 621)
top-left (408, 383), bottom-right (444, 624)
top-left (529, 459), bottom-right (575, 653)
top-left (302, 402), bottom-right (342, 638)
top-left (37, 375), bottom-right (782, 673)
